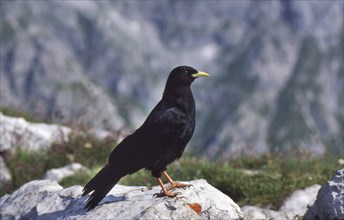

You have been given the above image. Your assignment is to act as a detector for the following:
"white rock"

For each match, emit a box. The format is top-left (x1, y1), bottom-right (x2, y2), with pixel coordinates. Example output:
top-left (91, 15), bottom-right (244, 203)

top-left (241, 205), bottom-right (280, 219)
top-left (279, 184), bottom-right (321, 219)
top-left (305, 168), bottom-right (344, 220)
top-left (0, 179), bottom-right (244, 220)
top-left (0, 180), bottom-right (63, 219)
top-left (241, 184), bottom-right (321, 219)
top-left (43, 163), bottom-right (87, 183)
top-left (0, 156), bottom-right (11, 187)
top-left (0, 113), bottom-right (113, 153)
top-left (0, 112), bottom-right (71, 152)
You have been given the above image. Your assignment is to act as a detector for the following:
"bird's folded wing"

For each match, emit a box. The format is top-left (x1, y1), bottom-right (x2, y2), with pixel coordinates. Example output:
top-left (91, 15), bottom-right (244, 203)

top-left (147, 107), bottom-right (187, 136)
top-left (108, 106), bottom-right (186, 165)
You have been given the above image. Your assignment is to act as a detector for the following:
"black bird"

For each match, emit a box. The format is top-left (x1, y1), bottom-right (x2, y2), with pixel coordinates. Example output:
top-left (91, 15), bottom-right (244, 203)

top-left (82, 66), bottom-right (209, 210)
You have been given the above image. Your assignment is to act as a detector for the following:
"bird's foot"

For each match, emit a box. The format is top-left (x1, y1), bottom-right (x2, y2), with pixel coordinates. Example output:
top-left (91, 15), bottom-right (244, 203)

top-left (166, 182), bottom-right (192, 191)
top-left (153, 190), bottom-right (181, 198)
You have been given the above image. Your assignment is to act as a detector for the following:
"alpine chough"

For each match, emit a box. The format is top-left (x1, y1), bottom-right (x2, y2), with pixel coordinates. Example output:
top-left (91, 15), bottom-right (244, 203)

top-left (82, 66), bottom-right (209, 210)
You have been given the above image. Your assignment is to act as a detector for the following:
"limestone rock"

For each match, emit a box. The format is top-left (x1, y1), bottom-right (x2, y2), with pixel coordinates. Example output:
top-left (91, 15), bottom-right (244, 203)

top-left (241, 184), bottom-right (321, 220)
top-left (279, 184), bottom-right (321, 219)
top-left (0, 180), bottom-right (63, 219)
top-left (0, 112), bottom-right (71, 152)
top-left (0, 156), bottom-right (11, 189)
top-left (43, 163), bottom-right (88, 183)
top-left (0, 113), bottom-right (113, 153)
top-left (241, 206), bottom-right (280, 219)
top-left (305, 168), bottom-right (344, 220)
top-left (0, 179), bottom-right (244, 220)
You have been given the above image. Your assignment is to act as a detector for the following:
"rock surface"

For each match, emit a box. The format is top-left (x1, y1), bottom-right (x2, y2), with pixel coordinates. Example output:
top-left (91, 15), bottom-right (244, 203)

top-left (0, 112), bottom-right (71, 152)
top-left (304, 168), bottom-right (344, 220)
top-left (279, 184), bottom-right (321, 219)
top-left (0, 156), bottom-right (11, 189)
top-left (241, 184), bottom-right (321, 220)
top-left (0, 113), bottom-right (113, 153)
top-left (43, 163), bottom-right (88, 183)
top-left (0, 179), bottom-right (244, 220)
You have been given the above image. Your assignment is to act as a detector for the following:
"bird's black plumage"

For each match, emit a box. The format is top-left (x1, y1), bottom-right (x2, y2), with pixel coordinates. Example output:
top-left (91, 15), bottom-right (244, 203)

top-left (82, 66), bottom-right (209, 210)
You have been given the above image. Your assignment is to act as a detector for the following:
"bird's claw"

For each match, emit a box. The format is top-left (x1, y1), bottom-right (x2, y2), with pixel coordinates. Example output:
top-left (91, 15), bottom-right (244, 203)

top-left (153, 191), bottom-right (181, 198)
top-left (166, 182), bottom-right (193, 191)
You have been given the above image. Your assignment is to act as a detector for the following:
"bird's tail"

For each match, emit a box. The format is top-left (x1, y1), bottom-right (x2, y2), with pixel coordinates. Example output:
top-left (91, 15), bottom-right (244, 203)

top-left (82, 164), bottom-right (123, 211)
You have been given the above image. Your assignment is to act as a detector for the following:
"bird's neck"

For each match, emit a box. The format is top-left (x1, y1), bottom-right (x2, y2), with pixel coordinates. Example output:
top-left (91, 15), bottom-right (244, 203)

top-left (162, 86), bottom-right (195, 111)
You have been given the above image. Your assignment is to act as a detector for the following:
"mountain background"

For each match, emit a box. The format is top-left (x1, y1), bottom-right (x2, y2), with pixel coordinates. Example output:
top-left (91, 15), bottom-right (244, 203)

top-left (1, 0), bottom-right (343, 158)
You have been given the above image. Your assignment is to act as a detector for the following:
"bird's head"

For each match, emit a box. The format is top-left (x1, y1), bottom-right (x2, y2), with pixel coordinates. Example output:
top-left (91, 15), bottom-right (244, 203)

top-left (166, 66), bottom-right (209, 87)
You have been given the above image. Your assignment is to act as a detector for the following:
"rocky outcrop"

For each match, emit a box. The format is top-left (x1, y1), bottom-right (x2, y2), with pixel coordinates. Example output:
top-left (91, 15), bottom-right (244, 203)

top-left (0, 113), bottom-right (115, 194)
top-left (0, 113), bottom-right (112, 153)
top-left (0, 179), bottom-right (244, 220)
top-left (241, 184), bottom-right (321, 219)
top-left (0, 156), bottom-right (11, 189)
top-left (43, 163), bottom-right (88, 183)
top-left (0, 112), bottom-right (71, 153)
top-left (279, 184), bottom-right (322, 219)
top-left (304, 168), bottom-right (344, 220)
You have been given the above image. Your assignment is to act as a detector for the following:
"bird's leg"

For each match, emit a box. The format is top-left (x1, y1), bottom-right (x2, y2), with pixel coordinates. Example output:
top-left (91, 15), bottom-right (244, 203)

top-left (163, 171), bottom-right (192, 191)
top-left (153, 177), bottom-right (180, 197)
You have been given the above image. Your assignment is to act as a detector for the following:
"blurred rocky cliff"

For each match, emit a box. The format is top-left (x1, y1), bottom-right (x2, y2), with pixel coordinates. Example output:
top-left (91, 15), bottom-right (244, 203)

top-left (1, 1), bottom-right (343, 157)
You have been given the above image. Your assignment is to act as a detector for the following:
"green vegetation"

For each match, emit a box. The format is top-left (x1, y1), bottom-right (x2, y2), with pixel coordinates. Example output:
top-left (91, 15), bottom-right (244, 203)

top-left (1, 132), bottom-right (115, 196)
top-left (120, 152), bottom-right (340, 209)
top-left (2, 130), bottom-right (340, 210)
top-left (0, 106), bottom-right (45, 123)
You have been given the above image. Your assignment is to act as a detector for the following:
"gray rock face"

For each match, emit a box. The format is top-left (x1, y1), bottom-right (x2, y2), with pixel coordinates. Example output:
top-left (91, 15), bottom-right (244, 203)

top-left (305, 169), bottom-right (344, 220)
top-left (0, 180), bottom-right (64, 219)
top-left (241, 184), bottom-right (321, 219)
top-left (1, 1), bottom-right (343, 157)
top-left (0, 179), bottom-right (244, 220)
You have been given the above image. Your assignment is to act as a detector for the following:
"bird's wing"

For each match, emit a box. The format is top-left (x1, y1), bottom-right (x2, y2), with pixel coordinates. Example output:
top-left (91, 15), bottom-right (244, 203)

top-left (145, 106), bottom-right (187, 140)
top-left (108, 105), bottom-right (187, 166)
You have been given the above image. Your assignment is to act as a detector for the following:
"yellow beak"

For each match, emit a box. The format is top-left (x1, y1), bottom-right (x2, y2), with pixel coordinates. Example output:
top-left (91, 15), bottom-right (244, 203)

top-left (192, 71), bottom-right (210, 78)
